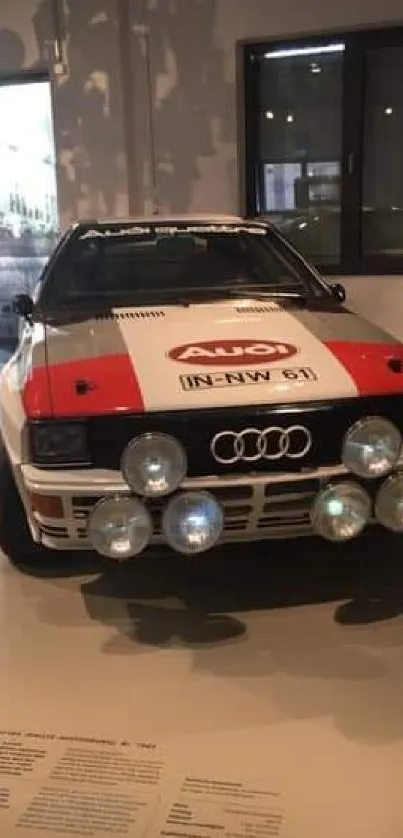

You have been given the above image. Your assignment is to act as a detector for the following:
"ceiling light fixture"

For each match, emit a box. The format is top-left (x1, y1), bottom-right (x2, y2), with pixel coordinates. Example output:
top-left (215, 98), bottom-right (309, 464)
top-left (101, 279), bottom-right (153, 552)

top-left (264, 43), bottom-right (345, 59)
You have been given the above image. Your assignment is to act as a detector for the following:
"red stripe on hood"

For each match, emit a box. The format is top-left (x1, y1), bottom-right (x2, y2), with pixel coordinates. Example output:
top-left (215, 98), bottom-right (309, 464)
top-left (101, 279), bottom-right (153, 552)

top-left (325, 341), bottom-right (403, 396)
top-left (23, 366), bottom-right (53, 419)
top-left (23, 353), bottom-right (145, 419)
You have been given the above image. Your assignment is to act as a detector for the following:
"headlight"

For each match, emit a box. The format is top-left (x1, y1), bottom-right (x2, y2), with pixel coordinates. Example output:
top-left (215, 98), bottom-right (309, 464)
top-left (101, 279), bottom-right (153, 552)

top-left (310, 481), bottom-right (371, 542)
top-left (375, 473), bottom-right (403, 532)
top-left (88, 496), bottom-right (152, 559)
top-left (121, 433), bottom-right (187, 497)
top-left (30, 422), bottom-right (88, 465)
top-left (162, 491), bottom-right (224, 555)
top-left (342, 416), bottom-right (402, 478)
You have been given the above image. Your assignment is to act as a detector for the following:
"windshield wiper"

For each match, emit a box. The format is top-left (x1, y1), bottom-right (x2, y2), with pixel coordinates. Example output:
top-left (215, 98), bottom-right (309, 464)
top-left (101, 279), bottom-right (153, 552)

top-left (226, 289), bottom-right (308, 301)
top-left (161, 289), bottom-right (310, 305)
top-left (41, 288), bottom-right (311, 318)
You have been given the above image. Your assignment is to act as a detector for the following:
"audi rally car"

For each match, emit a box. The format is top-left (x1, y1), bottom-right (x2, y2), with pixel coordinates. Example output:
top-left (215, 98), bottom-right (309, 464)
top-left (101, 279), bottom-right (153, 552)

top-left (1, 214), bottom-right (403, 565)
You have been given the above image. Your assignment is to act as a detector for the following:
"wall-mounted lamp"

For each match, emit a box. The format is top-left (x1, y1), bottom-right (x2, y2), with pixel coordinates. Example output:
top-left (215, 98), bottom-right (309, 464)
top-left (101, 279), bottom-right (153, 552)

top-left (50, 0), bottom-right (68, 77)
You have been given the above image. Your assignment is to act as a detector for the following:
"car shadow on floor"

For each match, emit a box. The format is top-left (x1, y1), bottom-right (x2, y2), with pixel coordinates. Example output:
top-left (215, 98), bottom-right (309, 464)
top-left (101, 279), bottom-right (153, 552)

top-left (19, 531), bottom-right (403, 645)
top-left (16, 534), bottom-right (403, 744)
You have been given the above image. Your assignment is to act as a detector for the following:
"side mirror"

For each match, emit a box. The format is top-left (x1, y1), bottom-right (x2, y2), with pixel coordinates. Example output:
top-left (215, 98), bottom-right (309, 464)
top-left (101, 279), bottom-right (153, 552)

top-left (330, 282), bottom-right (346, 303)
top-left (12, 293), bottom-right (34, 321)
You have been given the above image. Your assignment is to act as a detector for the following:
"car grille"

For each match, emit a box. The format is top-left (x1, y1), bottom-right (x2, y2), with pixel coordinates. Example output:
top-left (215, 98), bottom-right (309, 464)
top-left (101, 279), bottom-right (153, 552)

top-left (71, 479), bottom-right (320, 542)
top-left (86, 395), bottom-right (403, 478)
top-left (37, 522), bottom-right (70, 540)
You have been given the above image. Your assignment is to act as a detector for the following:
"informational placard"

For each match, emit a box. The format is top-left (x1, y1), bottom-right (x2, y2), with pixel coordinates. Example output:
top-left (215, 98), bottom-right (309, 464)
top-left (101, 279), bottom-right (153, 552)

top-left (160, 775), bottom-right (284, 838)
top-left (0, 729), bottom-right (284, 837)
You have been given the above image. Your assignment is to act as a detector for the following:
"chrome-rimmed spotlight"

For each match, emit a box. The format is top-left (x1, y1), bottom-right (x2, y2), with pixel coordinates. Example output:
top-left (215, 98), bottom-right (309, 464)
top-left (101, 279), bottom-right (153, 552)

top-left (310, 481), bottom-right (371, 542)
top-left (162, 491), bottom-right (224, 555)
top-left (121, 433), bottom-right (187, 497)
top-left (88, 496), bottom-right (152, 559)
top-left (376, 472), bottom-right (403, 532)
top-left (342, 416), bottom-right (402, 479)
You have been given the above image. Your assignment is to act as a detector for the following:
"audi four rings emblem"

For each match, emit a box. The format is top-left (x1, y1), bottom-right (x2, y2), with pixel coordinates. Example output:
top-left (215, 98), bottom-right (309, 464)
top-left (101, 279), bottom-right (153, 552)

top-left (211, 426), bottom-right (312, 464)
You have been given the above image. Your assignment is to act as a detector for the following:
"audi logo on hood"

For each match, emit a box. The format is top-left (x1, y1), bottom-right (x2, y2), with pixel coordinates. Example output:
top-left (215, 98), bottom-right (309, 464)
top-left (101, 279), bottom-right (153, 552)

top-left (168, 339), bottom-right (298, 366)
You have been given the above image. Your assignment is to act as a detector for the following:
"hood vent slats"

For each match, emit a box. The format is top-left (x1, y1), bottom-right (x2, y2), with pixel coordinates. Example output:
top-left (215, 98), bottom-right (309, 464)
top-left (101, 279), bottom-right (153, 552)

top-left (95, 310), bottom-right (166, 321)
top-left (235, 305), bottom-right (278, 314)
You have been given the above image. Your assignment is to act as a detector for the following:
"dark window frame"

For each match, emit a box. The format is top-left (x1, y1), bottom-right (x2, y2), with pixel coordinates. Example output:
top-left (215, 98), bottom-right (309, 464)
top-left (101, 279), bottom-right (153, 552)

top-left (0, 69), bottom-right (49, 88)
top-left (239, 25), bottom-right (403, 276)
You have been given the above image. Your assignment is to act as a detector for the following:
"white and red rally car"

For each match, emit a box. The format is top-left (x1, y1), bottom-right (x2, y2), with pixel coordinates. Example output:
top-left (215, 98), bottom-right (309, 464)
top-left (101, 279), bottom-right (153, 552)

top-left (1, 214), bottom-right (403, 565)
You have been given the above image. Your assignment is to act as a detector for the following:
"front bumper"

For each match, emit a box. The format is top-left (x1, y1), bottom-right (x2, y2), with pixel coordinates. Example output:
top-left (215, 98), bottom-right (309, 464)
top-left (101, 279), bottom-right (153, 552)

top-left (20, 462), bottom-right (373, 552)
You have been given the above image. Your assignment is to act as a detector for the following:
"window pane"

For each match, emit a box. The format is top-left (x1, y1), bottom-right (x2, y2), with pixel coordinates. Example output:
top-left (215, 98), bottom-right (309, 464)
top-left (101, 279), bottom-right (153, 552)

top-left (0, 80), bottom-right (58, 343)
top-left (362, 46), bottom-right (403, 257)
top-left (255, 42), bottom-right (345, 265)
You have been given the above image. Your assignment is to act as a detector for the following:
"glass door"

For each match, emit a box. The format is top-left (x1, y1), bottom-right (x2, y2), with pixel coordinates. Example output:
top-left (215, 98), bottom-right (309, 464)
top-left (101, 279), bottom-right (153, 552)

top-left (0, 76), bottom-right (58, 346)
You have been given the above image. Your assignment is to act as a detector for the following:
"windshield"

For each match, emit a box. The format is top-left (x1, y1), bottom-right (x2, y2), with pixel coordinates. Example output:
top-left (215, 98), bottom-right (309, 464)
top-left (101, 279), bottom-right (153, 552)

top-left (38, 221), bottom-right (328, 312)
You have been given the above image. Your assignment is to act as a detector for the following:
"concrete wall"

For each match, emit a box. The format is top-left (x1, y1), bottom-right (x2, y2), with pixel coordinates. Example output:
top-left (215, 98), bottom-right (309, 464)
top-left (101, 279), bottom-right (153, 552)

top-left (0, 0), bottom-right (403, 333)
top-left (341, 277), bottom-right (403, 341)
top-left (0, 0), bottom-right (130, 227)
top-left (126, 0), bottom-right (403, 215)
top-left (2, 0), bottom-right (403, 221)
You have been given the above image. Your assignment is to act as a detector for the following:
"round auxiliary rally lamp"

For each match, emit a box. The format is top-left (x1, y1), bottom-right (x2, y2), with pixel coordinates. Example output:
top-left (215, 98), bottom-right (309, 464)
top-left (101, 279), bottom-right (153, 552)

top-left (162, 491), bottom-right (224, 555)
top-left (342, 417), bottom-right (402, 479)
top-left (121, 433), bottom-right (187, 497)
top-left (88, 496), bottom-right (153, 559)
top-left (375, 473), bottom-right (403, 532)
top-left (310, 482), bottom-right (372, 542)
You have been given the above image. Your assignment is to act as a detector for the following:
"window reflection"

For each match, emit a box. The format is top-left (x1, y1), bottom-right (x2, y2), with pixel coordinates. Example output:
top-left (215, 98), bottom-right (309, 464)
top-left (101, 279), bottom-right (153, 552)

top-left (255, 42), bottom-right (345, 265)
top-left (362, 47), bottom-right (403, 257)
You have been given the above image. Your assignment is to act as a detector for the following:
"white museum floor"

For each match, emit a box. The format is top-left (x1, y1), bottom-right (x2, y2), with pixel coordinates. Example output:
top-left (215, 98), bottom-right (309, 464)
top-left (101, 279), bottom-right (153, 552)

top-left (0, 537), bottom-right (402, 836)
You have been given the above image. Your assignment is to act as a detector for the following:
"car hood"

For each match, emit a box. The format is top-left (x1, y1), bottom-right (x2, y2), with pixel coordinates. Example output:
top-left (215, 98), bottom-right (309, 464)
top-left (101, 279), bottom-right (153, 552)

top-left (26, 300), bottom-right (403, 418)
